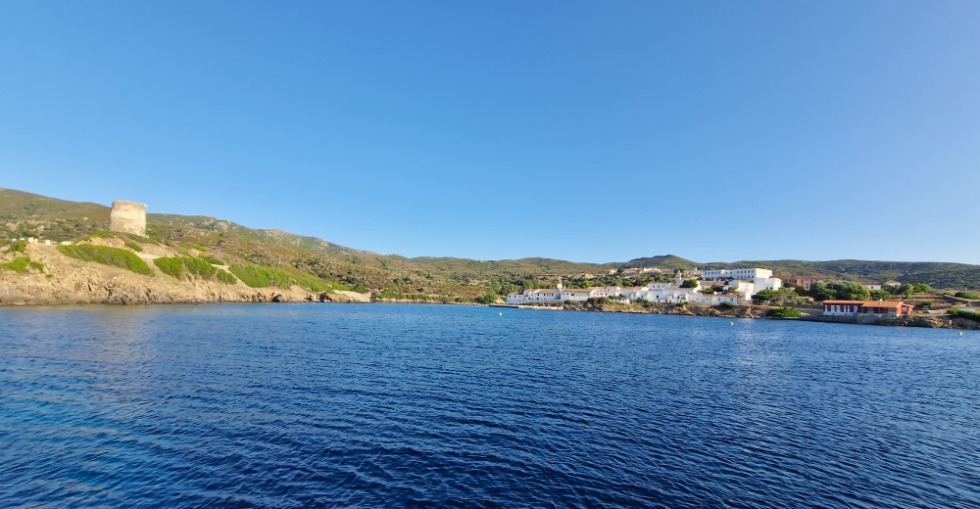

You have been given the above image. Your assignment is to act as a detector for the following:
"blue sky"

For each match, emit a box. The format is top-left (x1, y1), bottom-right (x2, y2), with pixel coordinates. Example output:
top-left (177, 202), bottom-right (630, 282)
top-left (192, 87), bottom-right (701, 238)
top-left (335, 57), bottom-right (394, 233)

top-left (2, 1), bottom-right (979, 264)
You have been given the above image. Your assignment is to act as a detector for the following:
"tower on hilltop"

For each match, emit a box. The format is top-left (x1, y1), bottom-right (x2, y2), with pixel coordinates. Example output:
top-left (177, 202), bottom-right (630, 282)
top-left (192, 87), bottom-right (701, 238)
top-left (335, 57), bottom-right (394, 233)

top-left (109, 200), bottom-right (147, 237)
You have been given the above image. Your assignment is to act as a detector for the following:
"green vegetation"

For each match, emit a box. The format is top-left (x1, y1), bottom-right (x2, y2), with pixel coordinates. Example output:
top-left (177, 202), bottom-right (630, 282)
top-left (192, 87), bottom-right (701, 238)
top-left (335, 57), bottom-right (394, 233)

top-left (912, 283), bottom-right (933, 293)
top-left (768, 307), bottom-right (802, 318)
top-left (154, 256), bottom-right (222, 280)
top-left (621, 255), bottom-right (698, 270)
top-left (229, 264), bottom-right (341, 292)
top-left (869, 290), bottom-right (892, 300)
top-left (679, 279), bottom-right (699, 288)
top-left (949, 308), bottom-right (980, 322)
top-left (808, 281), bottom-right (871, 301)
top-left (955, 291), bottom-right (980, 299)
top-left (216, 269), bottom-right (238, 285)
top-left (183, 256), bottom-right (216, 277)
top-left (9, 240), bottom-right (28, 253)
top-left (57, 244), bottom-right (154, 276)
top-left (752, 288), bottom-right (809, 307)
top-left (475, 292), bottom-right (497, 305)
top-left (0, 256), bottom-right (44, 273)
top-left (153, 257), bottom-right (186, 278)
top-left (8, 188), bottom-right (980, 301)
top-left (125, 242), bottom-right (143, 252)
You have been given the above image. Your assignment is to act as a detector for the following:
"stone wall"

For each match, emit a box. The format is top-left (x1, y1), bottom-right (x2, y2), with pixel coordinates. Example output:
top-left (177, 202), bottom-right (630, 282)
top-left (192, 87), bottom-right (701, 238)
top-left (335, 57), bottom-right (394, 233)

top-left (109, 200), bottom-right (147, 237)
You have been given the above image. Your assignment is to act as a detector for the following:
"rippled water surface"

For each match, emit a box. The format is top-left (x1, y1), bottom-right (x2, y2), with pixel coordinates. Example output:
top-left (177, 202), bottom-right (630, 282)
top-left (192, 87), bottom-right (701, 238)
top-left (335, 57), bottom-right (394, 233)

top-left (2, 304), bottom-right (979, 508)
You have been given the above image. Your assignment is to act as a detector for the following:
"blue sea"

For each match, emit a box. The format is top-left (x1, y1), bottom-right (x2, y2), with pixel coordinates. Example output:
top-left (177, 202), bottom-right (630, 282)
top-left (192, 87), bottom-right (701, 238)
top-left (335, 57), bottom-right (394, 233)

top-left (1, 304), bottom-right (978, 508)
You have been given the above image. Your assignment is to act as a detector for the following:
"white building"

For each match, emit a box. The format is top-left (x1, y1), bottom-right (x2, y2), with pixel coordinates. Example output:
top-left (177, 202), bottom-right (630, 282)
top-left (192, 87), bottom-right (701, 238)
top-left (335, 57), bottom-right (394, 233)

top-left (691, 293), bottom-right (740, 306)
top-left (753, 277), bottom-right (782, 292)
top-left (506, 289), bottom-right (561, 305)
top-left (703, 268), bottom-right (773, 281)
top-left (619, 287), bottom-right (645, 301)
top-left (723, 277), bottom-right (782, 300)
top-left (590, 286), bottom-right (622, 299)
top-left (635, 287), bottom-right (700, 304)
top-left (559, 289), bottom-right (595, 302)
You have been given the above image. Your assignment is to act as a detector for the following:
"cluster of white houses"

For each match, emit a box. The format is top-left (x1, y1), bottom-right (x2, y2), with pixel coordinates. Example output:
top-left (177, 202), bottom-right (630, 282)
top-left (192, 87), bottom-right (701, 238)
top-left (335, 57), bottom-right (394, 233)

top-left (506, 268), bottom-right (782, 307)
top-left (507, 266), bottom-right (922, 319)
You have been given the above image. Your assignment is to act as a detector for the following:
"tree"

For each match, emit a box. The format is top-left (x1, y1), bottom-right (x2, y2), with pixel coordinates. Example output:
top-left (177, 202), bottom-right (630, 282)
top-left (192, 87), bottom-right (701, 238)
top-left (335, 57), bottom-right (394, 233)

top-left (869, 290), bottom-right (891, 300)
top-left (680, 279), bottom-right (698, 288)
top-left (912, 283), bottom-right (933, 294)
top-left (892, 283), bottom-right (914, 299)
top-left (752, 289), bottom-right (779, 305)
top-left (808, 281), bottom-right (870, 301)
top-left (476, 292), bottom-right (496, 305)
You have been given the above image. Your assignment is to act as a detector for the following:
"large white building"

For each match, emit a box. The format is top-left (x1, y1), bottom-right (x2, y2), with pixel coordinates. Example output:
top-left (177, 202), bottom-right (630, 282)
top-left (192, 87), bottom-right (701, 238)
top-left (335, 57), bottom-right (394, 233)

top-left (506, 289), bottom-right (561, 305)
top-left (559, 288), bottom-right (595, 302)
top-left (702, 268), bottom-right (773, 280)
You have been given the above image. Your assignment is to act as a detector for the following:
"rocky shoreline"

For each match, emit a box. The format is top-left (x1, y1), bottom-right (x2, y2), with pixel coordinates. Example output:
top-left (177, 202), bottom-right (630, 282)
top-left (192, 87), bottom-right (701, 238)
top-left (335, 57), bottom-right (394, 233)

top-left (500, 301), bottom-right (979, 330)
top-left (2, 245), bottom-right (976, 330)
top-left (0, 244), bottom-right (370, 306)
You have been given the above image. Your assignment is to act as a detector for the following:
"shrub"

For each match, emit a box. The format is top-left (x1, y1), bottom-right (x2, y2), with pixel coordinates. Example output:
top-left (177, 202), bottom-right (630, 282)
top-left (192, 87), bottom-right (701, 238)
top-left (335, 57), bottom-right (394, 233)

top-left (716, 302), bottom-right (735, 310)
top-left (58, 244), bottom-right (154, 276)
top-left (768, 307), bottom-right (802, 318)
top-left (229, 264), bottom-right (340, 292)
top-left (154, 256), bottom-right (219, 280)
top-left (912, 283), bottom-right (933, 294)
top-left (0, 256), bottom-right (43, 273)
top-left (216, 269), bottom-right (238, 285)
top-left (153, 257), bottom-right (185, 278)
top-left (183, 257), bottom-right (216, 278)
top-left (955, 291), bottom-right (980, 300)
top-left (125, 242), bottom-right (143, 252)
top-left (9, 240), bottom-right (28, 253)
top-left (200, 256), bottom-right (225, 265)
top-left (950, 308), bottom-right (980, 322)
top-left (475, 293), bottom-right (496, 305)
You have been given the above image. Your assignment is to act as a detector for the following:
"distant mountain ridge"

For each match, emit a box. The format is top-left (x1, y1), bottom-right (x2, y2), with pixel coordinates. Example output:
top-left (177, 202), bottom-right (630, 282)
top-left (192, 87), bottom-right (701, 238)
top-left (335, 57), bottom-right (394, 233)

top-left (2, 188), bottom-right (979, 290)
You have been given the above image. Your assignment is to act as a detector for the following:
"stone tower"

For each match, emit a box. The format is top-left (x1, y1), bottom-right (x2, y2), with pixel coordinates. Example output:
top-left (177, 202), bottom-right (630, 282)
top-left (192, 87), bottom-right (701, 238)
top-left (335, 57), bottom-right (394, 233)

top-left (109, 200), bottom-right (147, 237)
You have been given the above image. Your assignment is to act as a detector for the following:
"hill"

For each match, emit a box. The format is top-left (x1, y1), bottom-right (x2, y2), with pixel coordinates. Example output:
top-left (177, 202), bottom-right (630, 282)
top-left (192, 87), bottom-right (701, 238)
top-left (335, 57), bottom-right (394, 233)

top-left (621, 255), bottom-right (699, 270)
top-left (2, 188), bottom-right (979, 301)
top-left (703, 259), bottom-right (980, 290)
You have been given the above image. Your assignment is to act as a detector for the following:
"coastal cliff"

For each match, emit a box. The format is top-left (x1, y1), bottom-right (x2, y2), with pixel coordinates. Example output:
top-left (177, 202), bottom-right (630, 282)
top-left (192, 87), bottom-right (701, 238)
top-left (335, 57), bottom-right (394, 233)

top-left (0, 243), bottom-right (370, 306)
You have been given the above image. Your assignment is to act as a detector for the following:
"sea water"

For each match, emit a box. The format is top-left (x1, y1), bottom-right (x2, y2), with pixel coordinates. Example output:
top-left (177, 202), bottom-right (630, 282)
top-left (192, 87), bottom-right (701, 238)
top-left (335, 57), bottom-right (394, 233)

top-left (1, 304), bottom-right (978, 507)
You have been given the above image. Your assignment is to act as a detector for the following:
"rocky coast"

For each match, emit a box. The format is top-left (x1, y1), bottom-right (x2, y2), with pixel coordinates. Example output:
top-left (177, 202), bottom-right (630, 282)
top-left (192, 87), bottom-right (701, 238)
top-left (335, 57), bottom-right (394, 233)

top-left (0, 243), bottom-right (370, 306)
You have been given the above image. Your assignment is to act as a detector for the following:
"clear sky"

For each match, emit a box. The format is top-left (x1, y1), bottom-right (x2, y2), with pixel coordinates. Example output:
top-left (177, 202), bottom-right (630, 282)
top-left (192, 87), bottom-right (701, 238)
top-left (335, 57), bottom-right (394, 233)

top-left (2, 1), bottom-right (979, 264)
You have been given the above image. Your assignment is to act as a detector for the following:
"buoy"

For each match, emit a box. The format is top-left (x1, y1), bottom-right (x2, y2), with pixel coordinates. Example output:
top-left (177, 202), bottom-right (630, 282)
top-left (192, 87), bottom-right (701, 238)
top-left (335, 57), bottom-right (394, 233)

top-left (730, 321), bottom-right (734, 326)
top-left (959, 331), bottom-right (964, 336)
top-left (499, 312), bottom-right (503, 317)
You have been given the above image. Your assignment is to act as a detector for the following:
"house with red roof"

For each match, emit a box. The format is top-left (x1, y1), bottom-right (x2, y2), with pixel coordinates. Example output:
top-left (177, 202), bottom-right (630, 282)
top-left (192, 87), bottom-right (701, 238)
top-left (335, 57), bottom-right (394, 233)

top-left (822, 300), bottom-right (913, 317)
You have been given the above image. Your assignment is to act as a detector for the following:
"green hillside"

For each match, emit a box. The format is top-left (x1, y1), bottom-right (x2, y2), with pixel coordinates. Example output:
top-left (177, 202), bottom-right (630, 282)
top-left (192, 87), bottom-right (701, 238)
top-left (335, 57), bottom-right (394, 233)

top-left (621, 255), bottom-right (699, 270)
top-left (3, 188), bottom-right (979, 295)
top-left (709, 259), bottom-right (980, 290)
